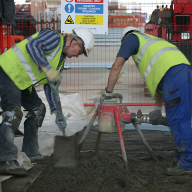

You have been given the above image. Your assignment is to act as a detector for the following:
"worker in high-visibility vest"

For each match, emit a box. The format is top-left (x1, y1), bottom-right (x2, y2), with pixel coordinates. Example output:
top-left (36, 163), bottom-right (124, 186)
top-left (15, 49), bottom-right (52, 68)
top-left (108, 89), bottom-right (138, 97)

top-left (104, 26), bottom-right (192, 176)
top-left (0, 28), bottom-right (94, 176)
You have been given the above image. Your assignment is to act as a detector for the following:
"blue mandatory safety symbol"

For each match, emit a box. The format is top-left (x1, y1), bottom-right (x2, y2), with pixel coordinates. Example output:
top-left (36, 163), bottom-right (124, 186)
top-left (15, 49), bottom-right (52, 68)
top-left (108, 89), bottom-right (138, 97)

top-left (65, 4), bottom-right (74, 13)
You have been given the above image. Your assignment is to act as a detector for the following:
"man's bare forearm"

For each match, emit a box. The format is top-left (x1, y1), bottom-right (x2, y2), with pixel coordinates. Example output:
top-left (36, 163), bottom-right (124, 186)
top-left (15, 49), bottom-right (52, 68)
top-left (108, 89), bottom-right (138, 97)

top-left (106, 57), bottom-right (126, 92)
top-left (155, 92), bottom-right (163, 107)
top-left (106, 67), bottom-right (121, 92)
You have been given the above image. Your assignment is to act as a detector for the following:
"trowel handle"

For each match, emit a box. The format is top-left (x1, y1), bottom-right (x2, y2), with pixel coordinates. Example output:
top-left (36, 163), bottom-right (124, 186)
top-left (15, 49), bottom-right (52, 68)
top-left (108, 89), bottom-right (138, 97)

top-left (100, 93), bottom-right (123, 104)
top-left (54, 91), bottom-right (67, 132)
top-left (49, 79), bottom-right (64, 122)
top-left (49, 78), bottom-right (61, 92)
top-left (54, 92), bottom-right (64, 122)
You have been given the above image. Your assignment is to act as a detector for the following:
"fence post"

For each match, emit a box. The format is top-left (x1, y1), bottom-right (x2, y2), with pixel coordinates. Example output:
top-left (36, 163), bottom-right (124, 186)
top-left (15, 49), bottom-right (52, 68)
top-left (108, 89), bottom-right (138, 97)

top-left (47, 11), bottom-right (52, 29)
top-left (37, 11), bottom-right (42, 32)
top-left (54, 11), bottom-right (58, 31)
top-left (43, 11), bottom-right (47, 29)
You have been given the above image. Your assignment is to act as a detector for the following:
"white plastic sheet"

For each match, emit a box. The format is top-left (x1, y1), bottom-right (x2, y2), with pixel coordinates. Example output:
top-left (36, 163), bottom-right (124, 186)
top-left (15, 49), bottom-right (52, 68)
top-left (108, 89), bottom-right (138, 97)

top-left (37, 91), bottom-right (87, 120)
top-left (15, 91), bottom-right (88, 152)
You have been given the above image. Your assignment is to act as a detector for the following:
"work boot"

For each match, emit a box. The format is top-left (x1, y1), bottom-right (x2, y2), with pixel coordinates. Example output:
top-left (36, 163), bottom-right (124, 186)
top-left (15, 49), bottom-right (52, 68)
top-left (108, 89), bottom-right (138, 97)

top-left (0, 160), bottom-right (27, 176)
top-left (28, 154), bottom-right (50, 164)
top-left (165, 166), bottom-right (192, 176)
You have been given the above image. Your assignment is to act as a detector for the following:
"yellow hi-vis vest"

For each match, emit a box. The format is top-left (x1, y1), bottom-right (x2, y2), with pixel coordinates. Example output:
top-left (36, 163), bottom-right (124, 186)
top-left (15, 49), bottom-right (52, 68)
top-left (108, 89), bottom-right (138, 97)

top-left (131, 32), bottom-right (190, 98)
top-left (0, 29), bottom-right (64, 90)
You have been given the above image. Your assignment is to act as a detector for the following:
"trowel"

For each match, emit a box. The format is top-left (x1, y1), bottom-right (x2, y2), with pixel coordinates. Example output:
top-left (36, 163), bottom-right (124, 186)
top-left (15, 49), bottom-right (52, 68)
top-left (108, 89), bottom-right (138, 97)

top-left (50, 79), bottom-right (78, 168)
top-left (14, 129), bottom-right (24, 137)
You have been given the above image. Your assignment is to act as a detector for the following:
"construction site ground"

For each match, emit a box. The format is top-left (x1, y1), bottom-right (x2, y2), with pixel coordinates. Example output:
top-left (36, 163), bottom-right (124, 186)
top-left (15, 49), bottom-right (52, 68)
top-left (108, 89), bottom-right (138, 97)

top-left (1, 106), bottom-right (192, 192)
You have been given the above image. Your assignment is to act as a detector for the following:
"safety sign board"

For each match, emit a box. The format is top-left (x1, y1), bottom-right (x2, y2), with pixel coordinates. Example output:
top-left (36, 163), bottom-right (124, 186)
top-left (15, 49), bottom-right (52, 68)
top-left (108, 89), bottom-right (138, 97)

top-left (61, 0), bottom-right (108, 34)
top-left (65, 4), bottom-right (74, 13)
top-left (75, 15), bottom-right (103, 25)
top-left (75, 4), bottom-right (103, 14)
top-left (65, 15), bottom-right (74, 24)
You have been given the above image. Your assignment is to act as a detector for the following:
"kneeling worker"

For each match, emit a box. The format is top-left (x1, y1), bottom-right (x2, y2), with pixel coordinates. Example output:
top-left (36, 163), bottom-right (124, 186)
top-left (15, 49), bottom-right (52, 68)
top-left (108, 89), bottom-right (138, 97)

top-left (0, 27), bottom-right (94, 176)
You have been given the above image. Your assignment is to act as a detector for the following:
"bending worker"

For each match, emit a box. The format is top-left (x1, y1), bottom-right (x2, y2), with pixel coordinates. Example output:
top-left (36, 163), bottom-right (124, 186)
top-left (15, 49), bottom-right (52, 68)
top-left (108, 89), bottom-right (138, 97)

top-left (0, 27), bottom-right (94, 176)
top-left (104, 26), bottom-right (192, 176)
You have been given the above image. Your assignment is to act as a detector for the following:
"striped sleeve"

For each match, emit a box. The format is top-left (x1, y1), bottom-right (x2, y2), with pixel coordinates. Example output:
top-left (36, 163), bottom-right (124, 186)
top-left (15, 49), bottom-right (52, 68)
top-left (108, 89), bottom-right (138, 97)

top-left (44, 51), bottom-right (66, 114)
top-left (26, 30), bottom-right (61, 72)
top-left (44, 83), bottom-right (57, 114)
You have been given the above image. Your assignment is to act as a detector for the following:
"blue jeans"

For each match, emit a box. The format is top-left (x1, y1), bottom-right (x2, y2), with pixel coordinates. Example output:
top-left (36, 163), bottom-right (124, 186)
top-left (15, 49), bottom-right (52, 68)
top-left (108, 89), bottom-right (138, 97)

top-left (0, 67), bottom-right (43, 161)
top-left (161, 64), bottom-right (192, 170)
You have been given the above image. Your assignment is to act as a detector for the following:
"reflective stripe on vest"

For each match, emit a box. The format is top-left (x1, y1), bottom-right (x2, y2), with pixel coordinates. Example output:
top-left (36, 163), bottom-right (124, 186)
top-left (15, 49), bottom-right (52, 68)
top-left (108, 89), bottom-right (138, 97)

top-left (144, 46), bottom-right (178, 81)
top-left (131, 32), bottom-right (190, 97)
top-left (12, 37), bottom-right (62, 85)
top-left (133, 32), bottom-right (180, 81)
top-left (12, 44), bottom-right (37, 84)
top-left (135, 32), bottom-right (166, 67)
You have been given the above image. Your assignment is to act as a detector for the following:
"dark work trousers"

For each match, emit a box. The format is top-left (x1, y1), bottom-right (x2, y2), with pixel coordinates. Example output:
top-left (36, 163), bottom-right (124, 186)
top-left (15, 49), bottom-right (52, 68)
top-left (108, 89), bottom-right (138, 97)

top-left (0, 67), bottom-right (42, 161)
top-left (161, 64), bottom-right (192, 170)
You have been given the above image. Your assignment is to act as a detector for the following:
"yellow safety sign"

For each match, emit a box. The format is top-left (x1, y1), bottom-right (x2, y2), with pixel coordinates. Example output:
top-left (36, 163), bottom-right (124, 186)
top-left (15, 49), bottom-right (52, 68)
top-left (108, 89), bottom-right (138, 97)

top-left (75, 15), bottom-right (103, 25)
top-left (65, 15), bottom-right (74, 24)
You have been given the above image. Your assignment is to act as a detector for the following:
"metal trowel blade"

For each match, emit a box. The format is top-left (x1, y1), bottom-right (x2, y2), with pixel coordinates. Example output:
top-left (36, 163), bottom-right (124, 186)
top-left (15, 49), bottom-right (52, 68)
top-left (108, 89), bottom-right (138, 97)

top-left (14, 129), bottom-right (24, 137)
top-left (53, 133), bottom-right (78, 168)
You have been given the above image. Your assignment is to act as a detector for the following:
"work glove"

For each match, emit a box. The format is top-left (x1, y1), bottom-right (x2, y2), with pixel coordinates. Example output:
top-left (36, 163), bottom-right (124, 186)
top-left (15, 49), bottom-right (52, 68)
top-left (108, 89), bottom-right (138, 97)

top-left (101, 88), bottom-right (123, 103)
top-left (42, 67), bottom-right (61, 83)
top-left (149, 109), bottom-right (162, 117)
top-left (103, 91), bottom-right (113, 100)
top-left (55, 113), bottom-right (67, 131)
top-left (149, 109), bottom-right (163, 125)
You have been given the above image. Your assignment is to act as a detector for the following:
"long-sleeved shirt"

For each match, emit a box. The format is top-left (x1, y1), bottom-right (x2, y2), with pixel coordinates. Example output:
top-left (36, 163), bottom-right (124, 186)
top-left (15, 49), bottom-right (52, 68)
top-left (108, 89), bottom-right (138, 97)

top-left (26, 29), bottom-right (66, 114)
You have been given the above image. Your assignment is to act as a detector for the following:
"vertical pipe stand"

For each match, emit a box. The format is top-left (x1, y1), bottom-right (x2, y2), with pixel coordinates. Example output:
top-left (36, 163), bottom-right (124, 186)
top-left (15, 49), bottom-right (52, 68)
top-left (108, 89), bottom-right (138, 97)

top-left (114, 107), bottom-right (129, 171)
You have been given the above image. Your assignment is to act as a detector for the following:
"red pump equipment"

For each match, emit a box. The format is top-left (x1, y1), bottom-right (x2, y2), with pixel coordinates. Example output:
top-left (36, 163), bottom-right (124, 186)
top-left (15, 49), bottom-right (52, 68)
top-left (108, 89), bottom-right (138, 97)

top-left (144, 0), bottom-right (192, 63)
top-left (78, 94), bottom-right (167, 170)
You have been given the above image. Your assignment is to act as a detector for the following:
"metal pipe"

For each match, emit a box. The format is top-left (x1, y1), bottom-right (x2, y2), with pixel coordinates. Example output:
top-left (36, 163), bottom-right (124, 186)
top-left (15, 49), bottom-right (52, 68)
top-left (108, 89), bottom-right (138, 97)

top-left (94, 131), bottom-right (102, 155)
top-left (47, 11), bottom-right (52, 29)
top-left (37, 11), bottom-right (42, 31)
top-left (84, 103), bottom-right (165, 106)
top-left (54, 11), bottom-right (58, 31)
top-left (78, 108), bottom-right (98, 154)
top-left (132, 123), bottom-right (159, 162)
top-left (43, 11), bottom-right (47, 23)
